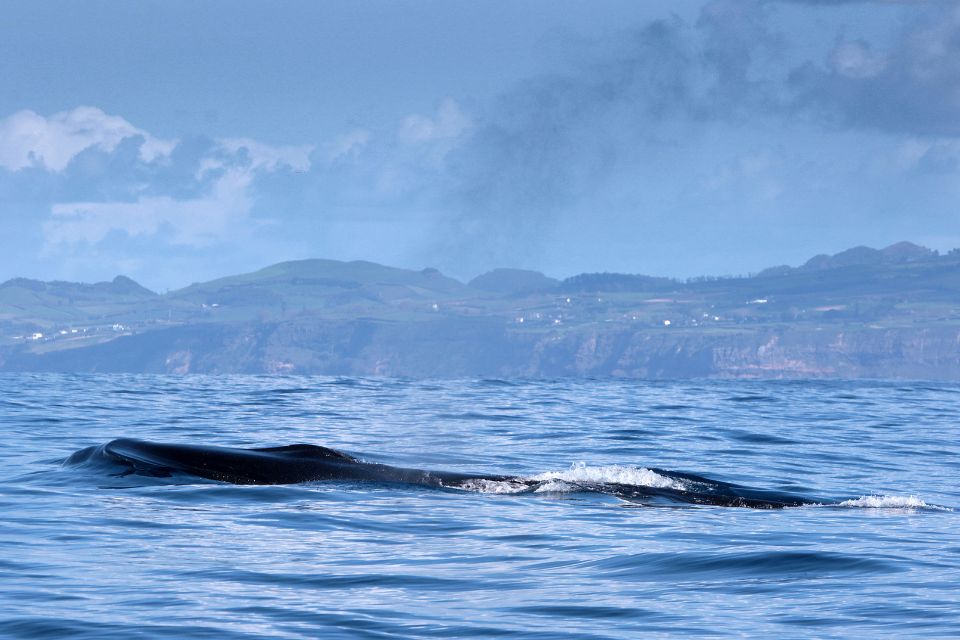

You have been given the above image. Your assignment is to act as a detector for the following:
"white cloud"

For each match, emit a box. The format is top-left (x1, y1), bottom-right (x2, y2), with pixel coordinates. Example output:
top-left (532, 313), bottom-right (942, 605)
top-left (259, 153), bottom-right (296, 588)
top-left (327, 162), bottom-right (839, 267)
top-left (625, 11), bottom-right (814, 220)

top-left (398, 98), bottom-right (471, 145)
top-left (322, 129), bottom-right (371, 163)
top-left (0, 106), bottom-right (177, 172)
top-left (29, 107), bottom-right (318, 252)
top-left (44, 169), bottom-right (253, 248)
top-left (215, 137), bottom-right (313, 172)
top-left (197, 137), bottom-right (314, 178)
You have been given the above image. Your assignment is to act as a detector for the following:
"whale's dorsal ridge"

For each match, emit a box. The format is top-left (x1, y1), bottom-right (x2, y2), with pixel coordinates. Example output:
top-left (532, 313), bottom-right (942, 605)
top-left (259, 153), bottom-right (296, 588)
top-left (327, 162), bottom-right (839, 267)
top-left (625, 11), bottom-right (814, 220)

top-left (73, 439), bottom-right (825, 508)
top-left (252, 443), bottom-right (358, 462)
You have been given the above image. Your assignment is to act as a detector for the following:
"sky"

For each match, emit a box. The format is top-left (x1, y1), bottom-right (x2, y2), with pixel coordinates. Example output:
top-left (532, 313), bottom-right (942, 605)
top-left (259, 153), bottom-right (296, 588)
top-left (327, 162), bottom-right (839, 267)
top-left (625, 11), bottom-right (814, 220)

top-left (2, 0), bottom-right (959, 291)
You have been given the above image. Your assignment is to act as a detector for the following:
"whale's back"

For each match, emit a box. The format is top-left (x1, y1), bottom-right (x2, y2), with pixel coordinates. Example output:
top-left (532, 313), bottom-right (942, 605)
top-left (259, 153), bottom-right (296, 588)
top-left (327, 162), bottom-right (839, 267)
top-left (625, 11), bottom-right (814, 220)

top-left (102, 438), bottom-right (360, 484)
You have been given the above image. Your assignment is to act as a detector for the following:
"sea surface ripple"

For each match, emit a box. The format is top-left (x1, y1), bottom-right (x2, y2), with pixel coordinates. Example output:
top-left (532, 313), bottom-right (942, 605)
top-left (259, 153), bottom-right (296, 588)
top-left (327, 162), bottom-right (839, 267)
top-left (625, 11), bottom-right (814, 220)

top-left (1, 374), bottom-right (958, 638)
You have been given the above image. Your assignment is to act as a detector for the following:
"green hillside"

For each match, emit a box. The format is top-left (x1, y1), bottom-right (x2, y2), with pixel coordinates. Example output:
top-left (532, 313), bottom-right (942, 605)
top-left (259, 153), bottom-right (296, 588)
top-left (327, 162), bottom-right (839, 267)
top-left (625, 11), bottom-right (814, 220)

top-left (4, 243), bottom-right (960, 377)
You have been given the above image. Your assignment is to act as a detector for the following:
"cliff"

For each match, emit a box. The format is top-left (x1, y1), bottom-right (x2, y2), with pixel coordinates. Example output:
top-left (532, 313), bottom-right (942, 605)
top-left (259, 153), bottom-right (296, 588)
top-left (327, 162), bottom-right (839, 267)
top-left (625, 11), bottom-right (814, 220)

top-left (4, 318), bottom-right (959, 380)
top-left (4, 243), bottom-right (960, 379)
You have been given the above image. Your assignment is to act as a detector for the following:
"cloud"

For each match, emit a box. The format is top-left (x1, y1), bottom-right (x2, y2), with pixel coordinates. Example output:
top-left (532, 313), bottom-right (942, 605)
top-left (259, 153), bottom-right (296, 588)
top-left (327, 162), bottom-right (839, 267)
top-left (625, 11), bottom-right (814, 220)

top-left (398, 98), bottom-right (471, 145)
top-left (321, 129), bottom-right (371, 164)
top-left (44, 169), bottom-right (254, 248)
top-left (895, 137), bottom-right (960, 174)
top-left (427, 16), bottom-right (700, 272)
top-left (788, 7), bottom-right (960, 135)
top-left (704, 151), bottom-right (783, 199)
top-left (196, 137), bottom-right (314, 179)
top-left (0, 106), bottom-right (177, 172)
top-left (10, 2), bottom-right (958, 287)
top-left (697, 0), bottom-right (779, 113)
top-left (409, 0), bottom-right (960, 277)
top-left (213, 138), bottom-right (313, 172)
top-left (829, 40), bottom-right (887, 79)
top-left (30, 108), bottom-right (315, 255)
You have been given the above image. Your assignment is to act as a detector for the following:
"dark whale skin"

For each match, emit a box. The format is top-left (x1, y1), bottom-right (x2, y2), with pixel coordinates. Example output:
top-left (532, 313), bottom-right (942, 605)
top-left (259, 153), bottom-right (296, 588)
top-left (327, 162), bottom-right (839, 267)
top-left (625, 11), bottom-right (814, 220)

top-left (65, 438), bottom-right (822, 508)
top-left (71, 438), bottom-right (512, 487)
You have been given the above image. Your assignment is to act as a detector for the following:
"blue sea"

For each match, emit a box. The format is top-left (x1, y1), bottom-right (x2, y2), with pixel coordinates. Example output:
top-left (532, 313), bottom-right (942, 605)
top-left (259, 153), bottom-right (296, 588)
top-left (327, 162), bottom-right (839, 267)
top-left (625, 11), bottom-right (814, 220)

top-left (1, 374), bottom-right (958, 638)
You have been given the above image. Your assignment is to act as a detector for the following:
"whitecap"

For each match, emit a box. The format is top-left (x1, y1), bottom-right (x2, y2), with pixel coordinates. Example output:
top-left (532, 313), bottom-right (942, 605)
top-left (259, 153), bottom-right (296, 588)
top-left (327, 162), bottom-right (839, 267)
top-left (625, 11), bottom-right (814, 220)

top-left (527, 462), bottom-right (687, 490)
top-left (533, 480), bottom-right (575, 493)
top-left (836, 495), bottom-right (951, 511)
top-left (456, 479), bottom-right (530, 494)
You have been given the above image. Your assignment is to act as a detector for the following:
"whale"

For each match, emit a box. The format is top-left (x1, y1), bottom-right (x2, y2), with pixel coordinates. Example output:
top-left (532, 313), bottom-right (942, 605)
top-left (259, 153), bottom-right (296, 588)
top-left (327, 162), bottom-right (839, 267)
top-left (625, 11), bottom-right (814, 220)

top-left (65, 438), bottom-right (821, 509)
top-left (66, 438), bottom-right (514, 487)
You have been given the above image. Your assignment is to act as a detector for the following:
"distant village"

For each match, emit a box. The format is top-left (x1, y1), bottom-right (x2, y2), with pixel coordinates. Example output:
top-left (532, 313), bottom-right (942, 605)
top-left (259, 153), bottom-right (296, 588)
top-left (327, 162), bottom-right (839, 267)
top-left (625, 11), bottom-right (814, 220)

top-left (3, 242), bottom-right (960, 376)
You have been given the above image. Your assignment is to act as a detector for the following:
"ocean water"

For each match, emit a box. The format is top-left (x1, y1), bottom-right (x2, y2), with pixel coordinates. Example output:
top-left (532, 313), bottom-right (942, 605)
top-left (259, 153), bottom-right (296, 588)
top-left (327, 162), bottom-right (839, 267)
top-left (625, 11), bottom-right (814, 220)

top-left (1, 374), bottom-right (958, 638)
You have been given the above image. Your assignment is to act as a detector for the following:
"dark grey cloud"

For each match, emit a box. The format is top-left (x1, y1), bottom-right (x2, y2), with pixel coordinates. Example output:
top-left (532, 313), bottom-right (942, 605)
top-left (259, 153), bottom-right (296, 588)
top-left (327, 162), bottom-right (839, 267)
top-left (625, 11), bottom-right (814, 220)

top-left (417, 0), bottom-right (960, 278)
top-left (434, 18), bottom-right (700, 273)
top-left (431, 2), bottom-right (777, 274)
top-left (697, 0), bottom-right (779, 115)
top-left (788, 9), bottom-right (960, 135)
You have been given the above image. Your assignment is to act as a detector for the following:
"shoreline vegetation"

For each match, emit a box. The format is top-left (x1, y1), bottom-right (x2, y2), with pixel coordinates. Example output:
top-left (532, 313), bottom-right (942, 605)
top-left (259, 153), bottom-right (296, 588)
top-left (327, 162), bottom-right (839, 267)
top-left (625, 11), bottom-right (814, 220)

top-left (4, 241), bottom-right (960, 378)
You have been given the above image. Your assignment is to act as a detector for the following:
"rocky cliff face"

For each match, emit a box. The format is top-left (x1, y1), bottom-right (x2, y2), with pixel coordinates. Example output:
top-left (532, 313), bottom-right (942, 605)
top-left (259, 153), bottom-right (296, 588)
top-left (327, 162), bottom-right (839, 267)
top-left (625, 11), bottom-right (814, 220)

top-left (5, 245), bottom-right (960, 379)
top-left (5, 319), bottom-right (960, 379)
top-left (515, 325), bottom-right (960, 379)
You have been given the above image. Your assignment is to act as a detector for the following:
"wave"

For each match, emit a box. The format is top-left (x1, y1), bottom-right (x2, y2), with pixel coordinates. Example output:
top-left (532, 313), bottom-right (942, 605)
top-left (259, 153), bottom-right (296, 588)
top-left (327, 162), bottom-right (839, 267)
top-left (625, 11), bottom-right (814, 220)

top-left (446, 464), bottom-right (948, 510)
top-left (454, 465), bottom-right (685, 496)
top-left (529, 463), bottom-right (687, 490)
top-left (834, 495), bottom-right (951, 511)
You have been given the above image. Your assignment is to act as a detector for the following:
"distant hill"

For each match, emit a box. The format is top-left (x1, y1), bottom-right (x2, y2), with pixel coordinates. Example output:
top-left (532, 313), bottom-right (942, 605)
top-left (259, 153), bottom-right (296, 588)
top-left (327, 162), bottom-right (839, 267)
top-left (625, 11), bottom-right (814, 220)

top-left (468, 269), bottom-right (559, 295)
top-left (5, 242), bottom-right (960, 379)
top-left (760, 241), bottom-right (941, 275)
top-left (0, 275), bottom-right (156, 299)
top-left (166, 259), bottom-right (469, 321)
top-left (173, 259), bottom-right (466, 299)
top-left (0, 275), bottom-right (158, 331)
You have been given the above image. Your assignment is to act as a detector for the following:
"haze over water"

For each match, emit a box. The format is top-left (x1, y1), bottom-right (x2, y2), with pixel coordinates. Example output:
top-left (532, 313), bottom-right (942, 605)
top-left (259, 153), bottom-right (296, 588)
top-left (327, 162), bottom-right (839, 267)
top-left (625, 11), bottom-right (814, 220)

top-left (2, 374), bottom-right (958, 638)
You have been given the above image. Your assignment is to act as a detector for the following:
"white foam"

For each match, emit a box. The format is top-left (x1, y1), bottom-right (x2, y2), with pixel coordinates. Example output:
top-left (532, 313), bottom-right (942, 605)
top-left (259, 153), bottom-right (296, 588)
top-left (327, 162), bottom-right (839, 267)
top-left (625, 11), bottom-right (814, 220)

top-left (533, 480), bottom-right (574, 493)
top-left (837, 495), bottom-right (947, 510)
top-left (527, 462), bottom-right (687, 490)
top-left (454, 463), bottom-right (687, 495)
top-left (457, 479), bottom-right (530, 494)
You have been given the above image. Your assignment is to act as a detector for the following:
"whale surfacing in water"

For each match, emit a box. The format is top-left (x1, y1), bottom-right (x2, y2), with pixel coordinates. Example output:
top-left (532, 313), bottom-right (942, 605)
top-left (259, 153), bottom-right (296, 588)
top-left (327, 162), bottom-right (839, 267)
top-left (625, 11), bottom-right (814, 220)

top-left (68, 438), bottom-right (509, 487)
top-left (65, 438), bottom-right (820, 509)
